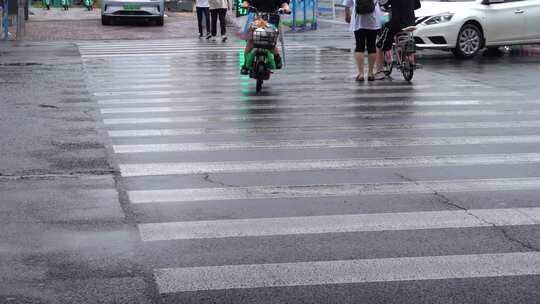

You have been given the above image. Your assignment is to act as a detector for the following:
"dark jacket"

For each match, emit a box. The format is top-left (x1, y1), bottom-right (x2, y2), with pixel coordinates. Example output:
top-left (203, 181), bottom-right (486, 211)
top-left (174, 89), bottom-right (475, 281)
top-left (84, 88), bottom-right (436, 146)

top-left (246, 0), bottom-right (289, 12)
top-left (383, 0), bottom-right (418, 32)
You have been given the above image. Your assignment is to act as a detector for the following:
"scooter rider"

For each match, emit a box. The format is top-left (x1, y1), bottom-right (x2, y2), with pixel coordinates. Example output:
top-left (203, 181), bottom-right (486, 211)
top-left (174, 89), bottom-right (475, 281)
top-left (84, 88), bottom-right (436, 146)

top-left (240, 0), bottom-right (291, 75)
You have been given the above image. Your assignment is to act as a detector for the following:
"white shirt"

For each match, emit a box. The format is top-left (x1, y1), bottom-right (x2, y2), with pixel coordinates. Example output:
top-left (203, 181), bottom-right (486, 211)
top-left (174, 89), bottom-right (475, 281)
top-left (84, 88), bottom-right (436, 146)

top-left (209, 0), bottom-right (227, 9)
top-left (196, 0), bottom-right (209, 7)
top-left (343, 0), bottom-right (382, 31)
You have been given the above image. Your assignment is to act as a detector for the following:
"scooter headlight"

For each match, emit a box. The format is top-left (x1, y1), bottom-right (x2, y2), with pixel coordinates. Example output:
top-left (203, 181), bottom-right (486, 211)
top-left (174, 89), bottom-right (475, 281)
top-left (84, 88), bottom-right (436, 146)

top-left (424, 13), bottom-right (454, 25)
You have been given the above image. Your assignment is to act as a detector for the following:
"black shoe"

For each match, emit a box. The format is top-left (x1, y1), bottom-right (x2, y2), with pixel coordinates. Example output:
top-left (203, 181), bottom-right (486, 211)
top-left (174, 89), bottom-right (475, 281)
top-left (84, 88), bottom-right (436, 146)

top-left (206, 34), bottom-right (212, 40)
top-left (199, 33), bottom-right (203, 38)
top-left (274, 54), bottom-right (282, 69)
top-left (240, 66), bottom-right (249, 75)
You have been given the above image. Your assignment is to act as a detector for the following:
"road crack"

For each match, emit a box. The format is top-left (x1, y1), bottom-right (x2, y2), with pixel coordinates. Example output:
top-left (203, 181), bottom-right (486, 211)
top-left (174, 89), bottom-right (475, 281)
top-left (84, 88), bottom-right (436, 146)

top-left (0, 170), bottom-right (118, 181)
top-left (394, 173), bottom-right (540, 251)
top-left (202, 172), bottom-right (238, 188)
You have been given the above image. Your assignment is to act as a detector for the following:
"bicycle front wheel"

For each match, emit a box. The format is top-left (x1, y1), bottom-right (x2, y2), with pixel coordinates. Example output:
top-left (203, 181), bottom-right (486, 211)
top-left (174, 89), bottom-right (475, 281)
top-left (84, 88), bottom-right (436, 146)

top-left (401, 54), bottom-right (414, 82)
top-left (383, 51), bottom-right (393, 76)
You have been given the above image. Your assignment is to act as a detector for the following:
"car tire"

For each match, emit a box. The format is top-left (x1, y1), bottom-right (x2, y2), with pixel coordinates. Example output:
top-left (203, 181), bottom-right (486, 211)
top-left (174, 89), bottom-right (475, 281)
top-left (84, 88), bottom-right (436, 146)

top-left (101, 15), bottom-right (112, 26)
top-left (452, 23), bottom-right (483, 59)
top-left (155, 16), bottom-right (164, 26)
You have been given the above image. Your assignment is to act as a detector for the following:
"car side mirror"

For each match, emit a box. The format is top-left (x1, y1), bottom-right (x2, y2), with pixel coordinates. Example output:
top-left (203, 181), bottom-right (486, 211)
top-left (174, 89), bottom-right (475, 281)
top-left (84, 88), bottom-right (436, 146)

top-left (482, 0), bottom-right (504, 5)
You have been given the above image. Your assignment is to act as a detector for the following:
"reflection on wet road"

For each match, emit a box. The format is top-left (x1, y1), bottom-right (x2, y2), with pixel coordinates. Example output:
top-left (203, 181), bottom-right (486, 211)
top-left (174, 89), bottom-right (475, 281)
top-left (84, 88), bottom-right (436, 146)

top-left (80, 39), bottom-right (540, 304)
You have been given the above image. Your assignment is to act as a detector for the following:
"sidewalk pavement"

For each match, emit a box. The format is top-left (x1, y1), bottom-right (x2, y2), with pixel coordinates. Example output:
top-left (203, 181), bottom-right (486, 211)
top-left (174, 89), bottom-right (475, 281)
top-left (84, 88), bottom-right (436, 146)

top-left (0, 42), bottom-right (149, 303)
top-left (24, 10), bottom-right (198, 41)
top-left (30, 6), bottom-right (101, 21)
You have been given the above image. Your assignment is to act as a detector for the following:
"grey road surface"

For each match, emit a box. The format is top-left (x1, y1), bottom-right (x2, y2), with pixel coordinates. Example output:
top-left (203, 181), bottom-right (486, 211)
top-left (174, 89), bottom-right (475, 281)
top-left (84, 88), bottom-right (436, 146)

top-left (2, 33), bottom-right (540, 303)
top-left (79, 36), bottom-right (540, 303)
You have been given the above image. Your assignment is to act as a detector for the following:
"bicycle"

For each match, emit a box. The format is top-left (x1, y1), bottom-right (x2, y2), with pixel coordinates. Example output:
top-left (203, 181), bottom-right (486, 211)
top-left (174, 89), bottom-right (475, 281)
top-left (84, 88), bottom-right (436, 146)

top-left (378, 25), bottom-right (419, 82)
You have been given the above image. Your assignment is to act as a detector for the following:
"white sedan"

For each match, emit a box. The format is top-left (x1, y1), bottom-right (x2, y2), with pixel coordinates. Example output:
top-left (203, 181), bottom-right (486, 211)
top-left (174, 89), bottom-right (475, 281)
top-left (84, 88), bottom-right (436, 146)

top-left (413, 0), bottom-right (540, 58)
top-left (101, 0), bottom-right (165, 26)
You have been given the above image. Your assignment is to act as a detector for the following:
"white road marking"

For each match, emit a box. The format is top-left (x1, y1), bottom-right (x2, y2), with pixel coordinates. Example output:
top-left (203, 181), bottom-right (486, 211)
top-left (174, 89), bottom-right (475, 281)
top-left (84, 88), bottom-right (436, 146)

top-left (86, 69), bottom-right (361, 80)
top-left (139, 207), bottom-right (540, 241)
top-left (119, 153), bottom-right (540, 177)
top-left (95, 95), bottom-right (478, 105)
top-left (103, 110), bottom-right (540, 126)
top-left (94, 84), bottom-right (489, 96)
top-left (154, 252), bottom-right (540, 293)
top-left (88, 74), bottom-right (352, 88)
top-left (128, 177), bottom-right (540, 203)
top-left (99, 99), bottom-right (540, 114)
top-left (112, 135), bottom-right (540, 153)
top-left (80, 45), bottom-right (315, 58)
top-left (107, 120), bottom-right (540, 137)
top-left (94, 89), bottom-right (521, 98)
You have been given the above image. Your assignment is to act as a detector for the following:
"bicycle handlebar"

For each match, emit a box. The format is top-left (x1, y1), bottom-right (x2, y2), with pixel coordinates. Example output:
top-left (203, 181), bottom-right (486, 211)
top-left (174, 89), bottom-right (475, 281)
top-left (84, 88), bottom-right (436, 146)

top-left (244, 5), bottom-right (291, 15)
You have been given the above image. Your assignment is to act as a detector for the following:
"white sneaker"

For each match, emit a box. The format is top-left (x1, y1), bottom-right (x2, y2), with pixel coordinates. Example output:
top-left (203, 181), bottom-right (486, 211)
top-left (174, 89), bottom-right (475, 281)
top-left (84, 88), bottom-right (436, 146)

top-left (222, 35), bottom-right (228, 42)
top-left (211, 36), bottom-right (217, 42)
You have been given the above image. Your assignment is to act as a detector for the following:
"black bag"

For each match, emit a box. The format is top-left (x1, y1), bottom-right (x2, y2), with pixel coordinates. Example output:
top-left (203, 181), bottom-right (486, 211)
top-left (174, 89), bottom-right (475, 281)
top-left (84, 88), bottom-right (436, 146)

top-left (356, 0), bottom-right (375, 15)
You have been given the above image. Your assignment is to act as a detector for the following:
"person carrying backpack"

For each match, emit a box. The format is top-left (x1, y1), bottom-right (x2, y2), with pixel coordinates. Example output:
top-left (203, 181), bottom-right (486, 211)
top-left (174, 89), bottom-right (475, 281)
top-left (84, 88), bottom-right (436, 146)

top-left (376, 0), bottom-right (420, 74)
top-left (344, 0), bottom-right (382, 81)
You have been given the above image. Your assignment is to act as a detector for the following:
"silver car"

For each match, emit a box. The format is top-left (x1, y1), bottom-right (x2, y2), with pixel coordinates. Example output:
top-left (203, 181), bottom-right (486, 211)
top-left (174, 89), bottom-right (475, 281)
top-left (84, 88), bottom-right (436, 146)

top-left (101, 0), bottom-right (165, 26)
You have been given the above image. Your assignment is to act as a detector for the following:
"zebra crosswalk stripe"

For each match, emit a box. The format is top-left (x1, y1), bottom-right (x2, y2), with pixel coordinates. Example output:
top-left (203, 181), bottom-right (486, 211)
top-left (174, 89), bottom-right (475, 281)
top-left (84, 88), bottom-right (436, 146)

top-left (112, 135), bottom-right (540, 153)
top-left (128, 177), bottom-right (540, 204)
top-left (106, 120), bottom-right (540, 137)
top-left (154, 252), bottom-right (540, 293)
top-left (80, 40), bottom-right (540, 297)
top-left (95, 90), bottom-right (521, 98)
top-left (100, 100), bottom-right (495, 113)
top-left (138, 207), bottom-right (540, 241)
top-left (119, 153), bottom-right (540, 177)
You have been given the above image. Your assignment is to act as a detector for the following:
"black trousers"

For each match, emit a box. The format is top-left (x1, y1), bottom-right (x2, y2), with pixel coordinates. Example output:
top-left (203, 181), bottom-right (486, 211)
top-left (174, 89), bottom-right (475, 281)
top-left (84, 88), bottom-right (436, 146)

top-left (210, 8), bottom-right (227, 36)
top-left (196, 7), bottom-right (210, 35)
top-left (354, 29), bottom-right (378, 54)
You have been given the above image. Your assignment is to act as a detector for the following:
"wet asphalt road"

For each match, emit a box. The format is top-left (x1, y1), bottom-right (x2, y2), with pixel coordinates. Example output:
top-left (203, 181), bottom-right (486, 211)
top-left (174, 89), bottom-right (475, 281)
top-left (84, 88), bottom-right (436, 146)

top-left (2, 33), bottom-right (540, 303)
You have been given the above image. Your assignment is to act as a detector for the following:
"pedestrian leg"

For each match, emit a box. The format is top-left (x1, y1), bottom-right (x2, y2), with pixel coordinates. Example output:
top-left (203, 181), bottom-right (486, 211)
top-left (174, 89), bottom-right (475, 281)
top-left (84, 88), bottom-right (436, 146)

top-left (203, 7), bottom-right (211, 38)
top-left (210, 9), bottom-right (218, 41)
top-left (196, 7), bottom-right (204, 37)
top-left (354, 29), bottom-right (367, 81)
top-left (366, 29), bottom-right (378, 81)
top-left (219, 8), bottom-right (227, 41)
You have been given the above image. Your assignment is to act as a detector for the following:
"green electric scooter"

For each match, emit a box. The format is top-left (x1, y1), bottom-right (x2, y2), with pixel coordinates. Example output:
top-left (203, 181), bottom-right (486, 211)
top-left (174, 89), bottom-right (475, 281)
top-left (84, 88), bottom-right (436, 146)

top-left (244, 7), bottom-right (290, 93)
top-left (83, 0), bottom-right (93, 10)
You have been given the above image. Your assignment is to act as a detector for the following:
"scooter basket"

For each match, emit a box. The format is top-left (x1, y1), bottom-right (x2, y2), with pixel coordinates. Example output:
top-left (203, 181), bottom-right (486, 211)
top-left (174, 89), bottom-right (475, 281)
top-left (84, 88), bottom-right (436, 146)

top-left (252, 28), bottom-right (278, 48)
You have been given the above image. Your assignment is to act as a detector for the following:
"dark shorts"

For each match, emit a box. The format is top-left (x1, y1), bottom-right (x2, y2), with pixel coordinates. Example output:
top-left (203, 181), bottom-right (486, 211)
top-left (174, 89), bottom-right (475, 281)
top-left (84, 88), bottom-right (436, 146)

top-left (354, 29), bottom-right (378, 54)
top-left (381, 24), bottom-right (397, 51)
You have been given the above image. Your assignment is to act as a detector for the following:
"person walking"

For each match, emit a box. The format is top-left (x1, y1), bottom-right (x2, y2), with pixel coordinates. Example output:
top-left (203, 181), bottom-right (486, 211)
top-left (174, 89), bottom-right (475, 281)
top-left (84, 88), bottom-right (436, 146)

top-left (344, 0), bottom-right (382, 81)
top-left (209, 0), bottom-right (229, 42)
top-left (196, 0), bottom-right (211, 39)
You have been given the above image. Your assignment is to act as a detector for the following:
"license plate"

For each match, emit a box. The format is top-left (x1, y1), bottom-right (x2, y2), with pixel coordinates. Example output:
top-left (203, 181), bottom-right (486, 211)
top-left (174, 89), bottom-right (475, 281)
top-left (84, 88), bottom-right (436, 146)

top-left (123, 4), bottom-right (141, 10)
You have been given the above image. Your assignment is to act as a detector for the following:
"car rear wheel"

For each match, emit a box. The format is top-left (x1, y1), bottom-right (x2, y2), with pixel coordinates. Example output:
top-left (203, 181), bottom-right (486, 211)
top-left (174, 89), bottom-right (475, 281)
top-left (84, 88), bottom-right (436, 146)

top-left (101, 15), bottom-right (112, 26)
top-left (452, 23), bottom-right (483, 59)
top-left (155, 16), bottom-right (164, 26)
